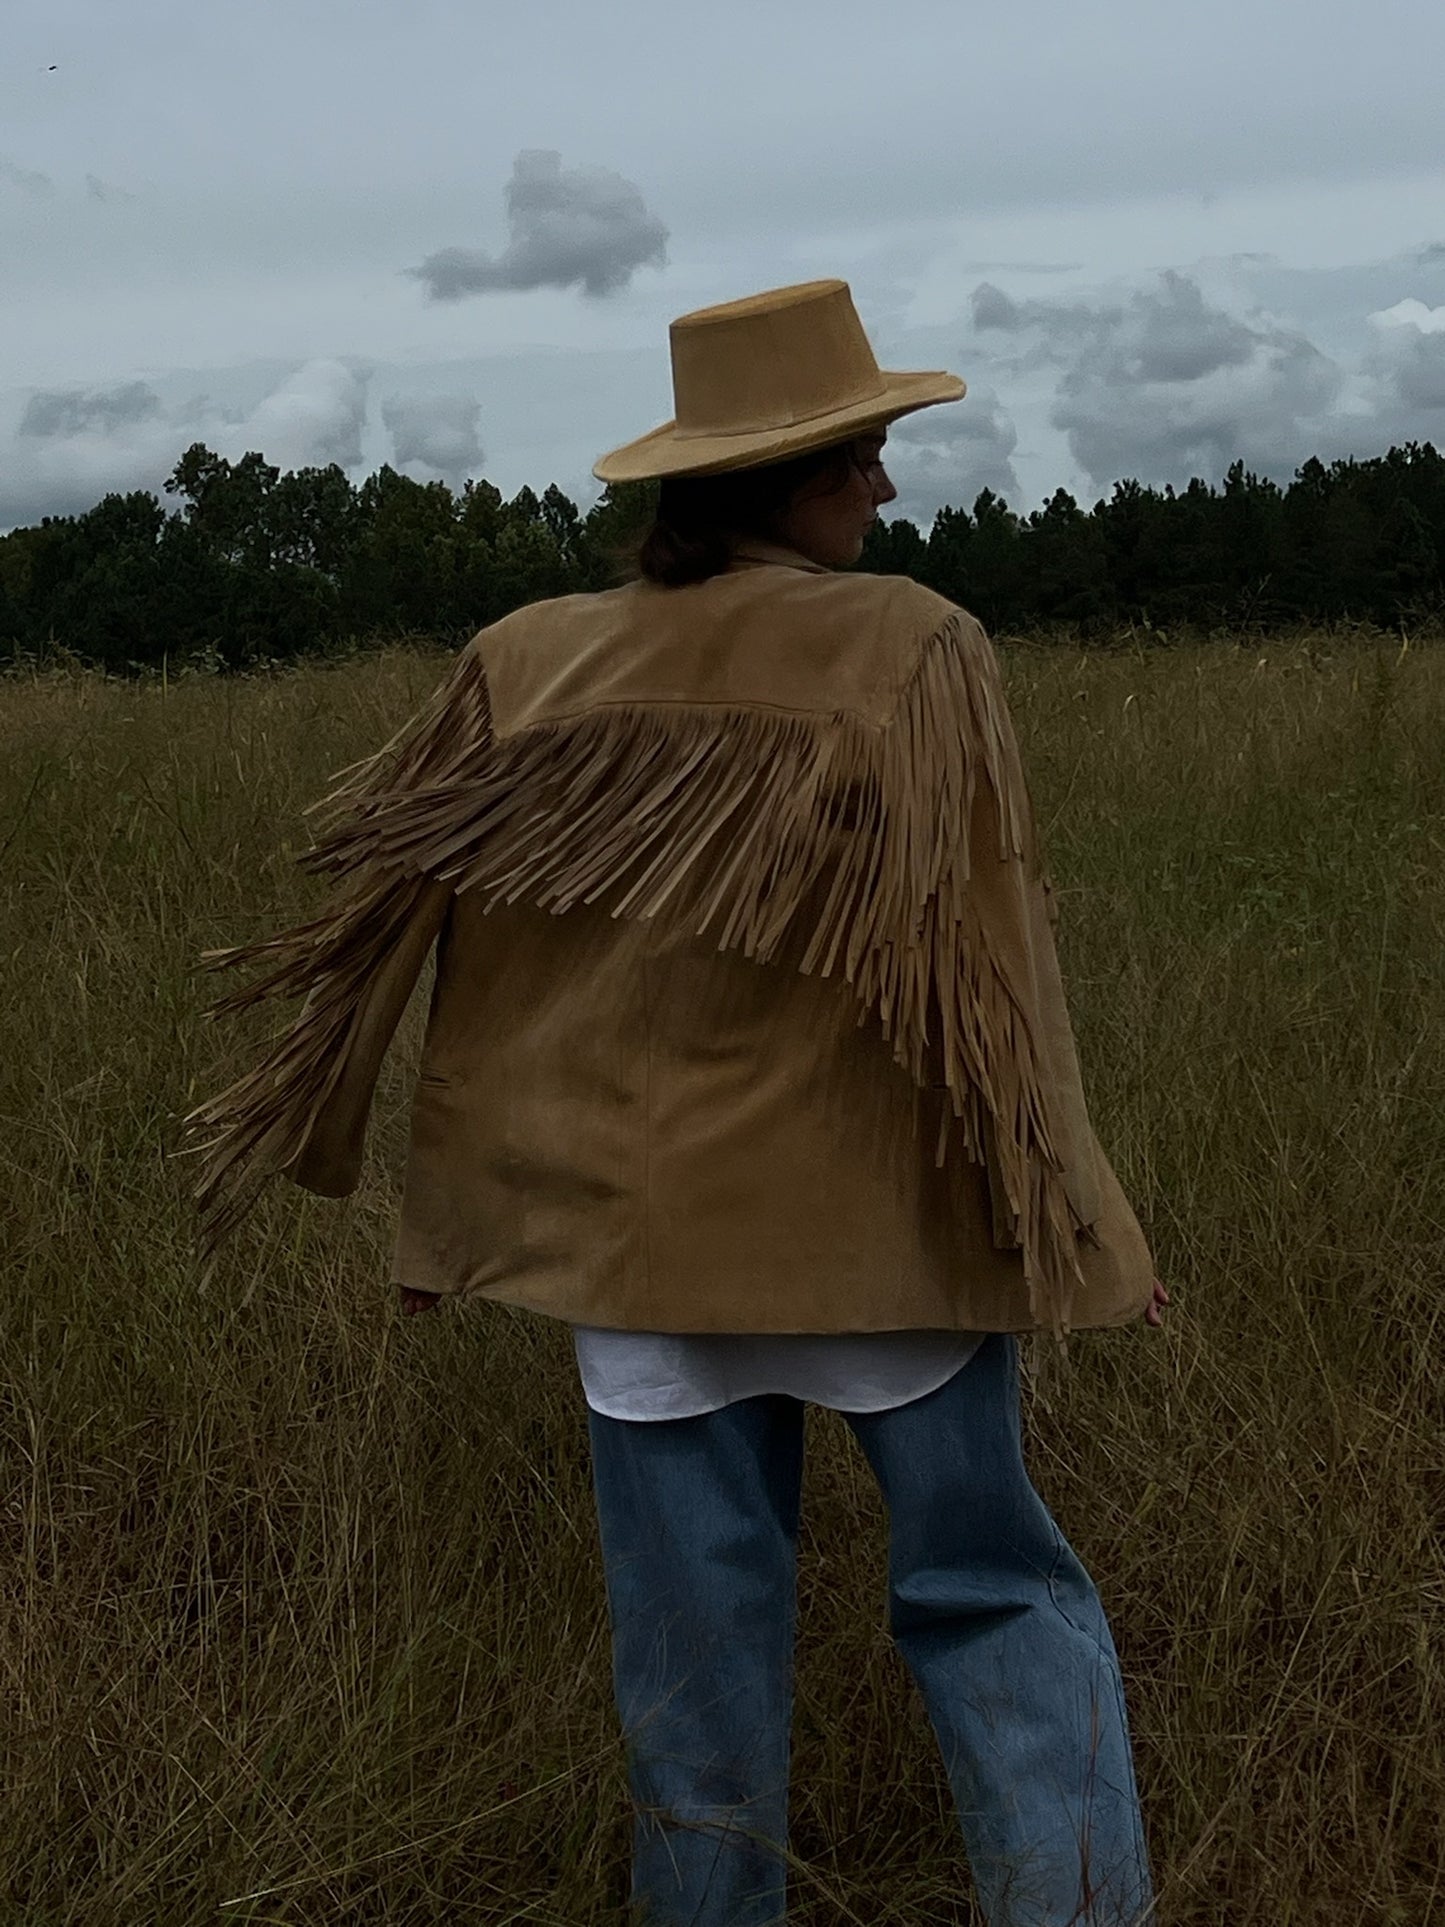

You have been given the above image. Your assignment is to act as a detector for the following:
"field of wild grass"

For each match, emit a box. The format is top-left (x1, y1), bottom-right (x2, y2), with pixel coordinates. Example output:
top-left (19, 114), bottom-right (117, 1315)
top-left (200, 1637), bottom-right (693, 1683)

top-left (2, 630), bottom-right (1442, 1925)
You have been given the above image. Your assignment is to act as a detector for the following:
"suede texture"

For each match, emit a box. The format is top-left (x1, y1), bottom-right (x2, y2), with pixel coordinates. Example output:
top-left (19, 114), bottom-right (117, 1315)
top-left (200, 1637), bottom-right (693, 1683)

top-left (194, 542), bottom-right (1156, 1338)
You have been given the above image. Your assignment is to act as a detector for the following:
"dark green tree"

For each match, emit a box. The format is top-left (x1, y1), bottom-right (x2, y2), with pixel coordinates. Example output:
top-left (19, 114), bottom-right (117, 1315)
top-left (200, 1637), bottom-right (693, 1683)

top-left (5, 435), bottom-right (1443, 673)
top-left (859, 515), bottom-right (926, 577)
top-left (342, 467), bottom-right (463, 637)
top-left (1093, 478), bottom-right (1171, 623)
top-left (1217, 460), bottom-right (1284, 625)
top-left (1023, 488), bottom-right (1114, 626)
top-left (578, 481), bottom-right (659, 589)
top-left (963, 489), bottom-right (1025, 629)
top-left (919, 504), bottom-right (975, 606)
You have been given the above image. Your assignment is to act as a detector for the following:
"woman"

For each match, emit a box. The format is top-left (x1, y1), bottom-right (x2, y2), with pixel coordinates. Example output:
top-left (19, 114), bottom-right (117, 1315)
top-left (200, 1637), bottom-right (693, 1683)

top-left (190, 279), bottom-right (1168, 1926)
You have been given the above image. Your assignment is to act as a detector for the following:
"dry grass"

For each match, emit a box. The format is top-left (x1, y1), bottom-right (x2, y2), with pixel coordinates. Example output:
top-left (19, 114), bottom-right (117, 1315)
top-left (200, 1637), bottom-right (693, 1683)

top-left (1, 630), bottom-right (1442, 1924)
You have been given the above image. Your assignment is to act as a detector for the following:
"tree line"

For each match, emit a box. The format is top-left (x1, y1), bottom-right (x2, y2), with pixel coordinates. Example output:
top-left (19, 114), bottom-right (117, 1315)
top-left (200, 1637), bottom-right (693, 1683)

top-left (1, 437), bottom-right (1442, 673)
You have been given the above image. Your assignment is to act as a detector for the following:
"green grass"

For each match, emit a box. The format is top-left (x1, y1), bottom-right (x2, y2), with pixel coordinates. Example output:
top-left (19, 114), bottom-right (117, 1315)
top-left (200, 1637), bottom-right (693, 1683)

top-left (2, 630), bottom-right (1442, 1924)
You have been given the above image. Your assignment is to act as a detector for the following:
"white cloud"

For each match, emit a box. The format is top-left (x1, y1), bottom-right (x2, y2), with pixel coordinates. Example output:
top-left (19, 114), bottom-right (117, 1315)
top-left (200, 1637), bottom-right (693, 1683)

top-left (1367, 297), bottom-right (1445, 334)
top-left (380, 391), bottom-right (484, 486)
top-left (240, 359), bottom-right (370, 470)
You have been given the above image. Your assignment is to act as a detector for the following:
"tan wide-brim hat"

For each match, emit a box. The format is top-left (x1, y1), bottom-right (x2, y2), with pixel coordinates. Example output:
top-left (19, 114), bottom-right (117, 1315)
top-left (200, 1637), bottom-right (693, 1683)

top-left (592, 278), bottom-right (966, 484)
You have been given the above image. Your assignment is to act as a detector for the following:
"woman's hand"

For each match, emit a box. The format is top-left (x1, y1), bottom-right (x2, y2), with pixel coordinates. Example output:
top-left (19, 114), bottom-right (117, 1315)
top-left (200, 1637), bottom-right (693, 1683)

top-left (1144, 1278), bottom-right (1170, 1328)
top-left (399, 1287), bottom-right (443, 1316)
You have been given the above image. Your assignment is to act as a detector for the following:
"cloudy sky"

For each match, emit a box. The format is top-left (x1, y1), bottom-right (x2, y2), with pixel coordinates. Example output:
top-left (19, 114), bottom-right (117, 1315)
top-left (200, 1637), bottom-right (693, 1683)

top-left (4, 0), bottom-right (1445, 534)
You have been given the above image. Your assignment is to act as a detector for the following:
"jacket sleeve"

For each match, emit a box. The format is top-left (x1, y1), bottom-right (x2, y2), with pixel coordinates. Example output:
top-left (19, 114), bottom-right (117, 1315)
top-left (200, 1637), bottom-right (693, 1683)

top-left (186, 872), bottom-right (452, 1253)
top-left (186, 637), bottom-right (493, 1257)
top-left (291, 877), bottom-right (452, 1196)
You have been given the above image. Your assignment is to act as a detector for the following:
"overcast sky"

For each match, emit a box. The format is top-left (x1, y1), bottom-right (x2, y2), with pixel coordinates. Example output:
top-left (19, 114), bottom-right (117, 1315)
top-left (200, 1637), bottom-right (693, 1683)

top-left (4, 0), bottom-right (1445, 533)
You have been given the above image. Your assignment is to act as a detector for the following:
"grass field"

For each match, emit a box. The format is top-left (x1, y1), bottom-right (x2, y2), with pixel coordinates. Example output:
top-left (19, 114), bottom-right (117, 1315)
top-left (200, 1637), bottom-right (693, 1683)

top-left (2, 629), bottom-right (1442, 1925)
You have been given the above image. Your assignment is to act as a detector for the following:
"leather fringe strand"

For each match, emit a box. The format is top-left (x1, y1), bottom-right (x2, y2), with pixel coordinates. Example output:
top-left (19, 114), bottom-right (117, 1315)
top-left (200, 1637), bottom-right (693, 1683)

top-left (186, 611), bottom-right (1090, 1335)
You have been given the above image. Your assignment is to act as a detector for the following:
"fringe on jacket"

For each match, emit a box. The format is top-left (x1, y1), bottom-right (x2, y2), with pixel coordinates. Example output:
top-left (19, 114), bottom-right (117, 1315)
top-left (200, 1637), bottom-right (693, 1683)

top-left (185, 608), bottom-right (1096, 1338)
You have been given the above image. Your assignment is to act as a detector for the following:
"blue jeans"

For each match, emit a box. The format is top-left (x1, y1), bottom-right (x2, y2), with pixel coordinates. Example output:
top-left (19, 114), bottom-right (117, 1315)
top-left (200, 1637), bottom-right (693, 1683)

top-left (586, 1332), bottom-right (1154, 1926)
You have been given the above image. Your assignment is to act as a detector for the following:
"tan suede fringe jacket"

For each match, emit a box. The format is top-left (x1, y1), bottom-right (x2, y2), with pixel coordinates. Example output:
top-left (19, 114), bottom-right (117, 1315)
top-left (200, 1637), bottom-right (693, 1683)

top-left (187, 540), bottom-right (1156, 1344)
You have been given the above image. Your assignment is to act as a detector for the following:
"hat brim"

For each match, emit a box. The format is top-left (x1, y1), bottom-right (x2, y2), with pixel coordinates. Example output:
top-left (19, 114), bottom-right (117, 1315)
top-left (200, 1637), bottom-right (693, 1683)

top-left (591, 369), bottom-right (966, 484)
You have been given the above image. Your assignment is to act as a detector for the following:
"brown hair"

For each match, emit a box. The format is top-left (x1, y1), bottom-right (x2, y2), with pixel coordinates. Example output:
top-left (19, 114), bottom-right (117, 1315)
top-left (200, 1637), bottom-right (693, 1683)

top-left (620, 439), bottom-right (870, 587)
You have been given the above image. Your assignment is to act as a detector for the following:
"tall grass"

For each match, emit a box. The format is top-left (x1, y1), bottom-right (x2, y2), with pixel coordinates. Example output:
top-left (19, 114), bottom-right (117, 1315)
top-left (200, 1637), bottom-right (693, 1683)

top-left (1, 631), bottom-right (1441, 1924)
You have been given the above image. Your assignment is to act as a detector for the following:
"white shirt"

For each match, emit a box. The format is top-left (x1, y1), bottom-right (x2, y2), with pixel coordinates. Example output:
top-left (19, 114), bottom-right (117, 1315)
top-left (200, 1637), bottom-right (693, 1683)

top-left (573, 1326), bottom-right (986, 1422)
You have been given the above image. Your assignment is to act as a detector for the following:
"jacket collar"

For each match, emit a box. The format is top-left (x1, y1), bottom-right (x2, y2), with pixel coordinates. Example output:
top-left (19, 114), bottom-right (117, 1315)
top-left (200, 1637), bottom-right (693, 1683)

top-left (726, 538), bottom-right (833, 575)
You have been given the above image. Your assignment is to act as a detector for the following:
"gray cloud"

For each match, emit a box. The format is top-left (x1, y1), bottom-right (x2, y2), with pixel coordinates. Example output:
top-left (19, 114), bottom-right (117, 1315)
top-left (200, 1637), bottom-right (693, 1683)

top-left (1362, 302), bottom-right (1445, 419)
top-left (1054, 329), bottom-right (1342, 494)
top-left (381, 392), bottom-right (484, 485)
top-left (1387, 332), bottom-right (1445, 409)
top-left (1, 359), bottom-right (372, 531)
top-left (965, 270), bottom-right (1348, 493)
top-left (85, 173), bottom-right (138, 204)
top-left (1, 156), bottom-right (55, 198)
top-left (885, 387), bottom-right (1023, 520)
top-left (970, 280), bottom-right (1126, 344)
top-left (1129, 273), bottom-right (1257, 382)
top-left (409, 148), bottom-right (668, 302)
top-left (970, 283), bottom-right (1021, 331)
top-left (20, 381), bottom-right (163, 439)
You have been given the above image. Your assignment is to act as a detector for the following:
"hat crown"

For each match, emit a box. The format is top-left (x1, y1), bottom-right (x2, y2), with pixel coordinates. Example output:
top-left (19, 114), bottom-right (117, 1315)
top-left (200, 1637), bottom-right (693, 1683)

top-left (669, 279), bottom-right (887, 442)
